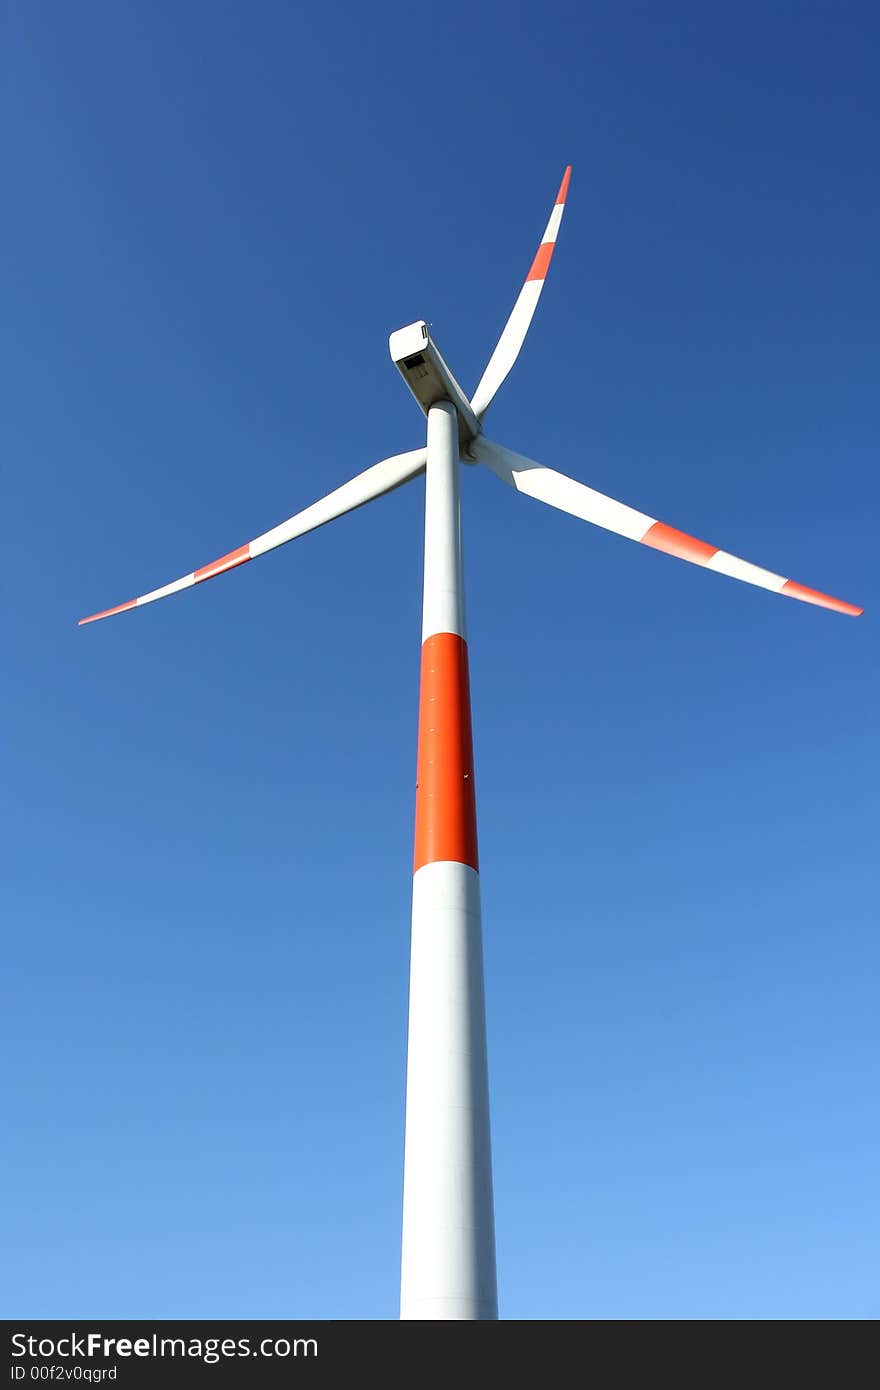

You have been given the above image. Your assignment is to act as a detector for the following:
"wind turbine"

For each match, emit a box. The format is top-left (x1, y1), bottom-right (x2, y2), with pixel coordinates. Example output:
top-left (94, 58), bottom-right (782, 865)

top-left (79, 166), bottom-right (863, 1320)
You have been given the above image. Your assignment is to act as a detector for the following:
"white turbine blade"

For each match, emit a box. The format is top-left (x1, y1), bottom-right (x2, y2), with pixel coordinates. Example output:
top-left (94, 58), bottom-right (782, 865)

top-left (475, 437), bottom-right (863, 617)
top-left (79, 447), bottom-right (426, 625)
top-left (470, 166), bottom-right (571, 421)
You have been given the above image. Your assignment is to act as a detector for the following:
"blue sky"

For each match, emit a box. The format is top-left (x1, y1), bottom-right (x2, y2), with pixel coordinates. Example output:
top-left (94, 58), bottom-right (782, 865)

top-left (4, 2), bottom-right (877, 1319)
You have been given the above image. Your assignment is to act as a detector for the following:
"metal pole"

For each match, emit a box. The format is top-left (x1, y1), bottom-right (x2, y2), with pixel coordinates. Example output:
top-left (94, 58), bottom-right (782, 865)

top-left (399, 401), bottom-right (498, 1320)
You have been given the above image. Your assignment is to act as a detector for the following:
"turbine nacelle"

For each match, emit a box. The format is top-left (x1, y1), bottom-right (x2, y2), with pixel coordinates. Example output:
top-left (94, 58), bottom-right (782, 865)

top-left (389, 321), bottom-right (480, 450)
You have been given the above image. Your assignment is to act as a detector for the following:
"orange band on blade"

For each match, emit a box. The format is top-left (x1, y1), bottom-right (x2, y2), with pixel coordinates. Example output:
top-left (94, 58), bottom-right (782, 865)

top-left (556, 165), bottom-right (572, 205)
top-left (781, 580), bottom-right (863, 616)
top-left (526, 242), bottom-right (554, 283)
top-left (413, 632), bottom-right (479, 873)
top-left (641, 522), bottom-right (717, 565)
top-left (195, 545), bottom-right (251, 582)
top-left (78, 599), bottom-right (137, 626)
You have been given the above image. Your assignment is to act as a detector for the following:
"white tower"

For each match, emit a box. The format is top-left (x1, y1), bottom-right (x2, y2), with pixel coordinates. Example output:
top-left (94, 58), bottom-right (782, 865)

top-left (399, 401), bottom-right (498, 1320)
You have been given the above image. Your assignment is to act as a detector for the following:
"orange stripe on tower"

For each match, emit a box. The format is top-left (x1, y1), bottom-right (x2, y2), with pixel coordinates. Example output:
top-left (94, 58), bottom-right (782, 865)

top-left (526, 241), bottom-right (555, 283)
top-left (414, 632), bottom-right (479, 873)
top-left (641, 522), bottom-right (717, 565)
top-left (781, 580), bottom-right (863, 616)
top-left (195, 545), bottom-right (251, 582)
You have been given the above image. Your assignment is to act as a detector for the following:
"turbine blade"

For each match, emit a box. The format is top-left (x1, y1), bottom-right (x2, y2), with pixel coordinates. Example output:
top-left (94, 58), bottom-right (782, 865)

top-left (475, 437), bottom-right (863, 617)
top-left (470, 166), bottom-right (571, 421)
top-left (79, 447), bottom-right (426, 625)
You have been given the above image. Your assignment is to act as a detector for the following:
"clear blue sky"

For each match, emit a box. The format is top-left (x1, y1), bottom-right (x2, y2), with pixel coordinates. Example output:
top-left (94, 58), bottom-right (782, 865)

top-left (5, 2), bottom-right (877, 1320)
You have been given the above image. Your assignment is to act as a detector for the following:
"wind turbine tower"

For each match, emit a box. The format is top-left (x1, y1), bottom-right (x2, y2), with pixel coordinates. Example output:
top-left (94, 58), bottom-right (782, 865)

top-left (79, 166), bottom-right (862, 1320)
